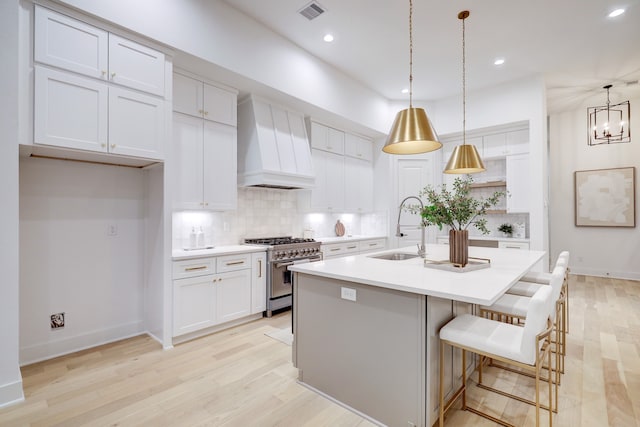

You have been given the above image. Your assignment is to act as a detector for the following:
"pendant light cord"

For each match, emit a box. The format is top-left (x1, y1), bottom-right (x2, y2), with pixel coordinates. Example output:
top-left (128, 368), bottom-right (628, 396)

top-left (461, 12), bottom-right (466, 146)
top-left (409, 0), bottom-right (414, 108)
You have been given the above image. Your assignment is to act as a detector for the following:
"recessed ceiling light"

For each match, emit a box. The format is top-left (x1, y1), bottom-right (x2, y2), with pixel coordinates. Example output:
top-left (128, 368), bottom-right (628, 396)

top-left (494, 58), bottom-right (505, 66)
top-left (323, 34), bottom-right (334, 42)
top-left (401, 88), bottom-right (409, 94)
top-left (608, 8), bottom-right (625, 17)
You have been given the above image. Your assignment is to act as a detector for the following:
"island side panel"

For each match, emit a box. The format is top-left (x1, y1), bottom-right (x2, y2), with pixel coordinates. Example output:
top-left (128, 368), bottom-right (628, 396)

top-left (294, 273), bottom-right (426, 427)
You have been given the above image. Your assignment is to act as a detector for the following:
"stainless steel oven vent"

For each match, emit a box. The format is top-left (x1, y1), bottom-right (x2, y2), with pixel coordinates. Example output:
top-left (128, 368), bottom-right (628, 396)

top-left (299, 2), bottom-right (325, 20)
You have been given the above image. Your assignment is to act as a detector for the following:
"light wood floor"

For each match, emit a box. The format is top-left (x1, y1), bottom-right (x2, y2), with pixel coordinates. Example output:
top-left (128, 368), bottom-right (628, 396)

top-left (1, 275), bottom-right (639, 426)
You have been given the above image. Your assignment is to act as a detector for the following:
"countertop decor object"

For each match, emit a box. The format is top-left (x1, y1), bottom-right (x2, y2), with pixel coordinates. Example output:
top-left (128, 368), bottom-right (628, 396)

top-left (334, 219), bottom-right (345, 236)
top-left (444, 10), bottom-right (485, 174)
top-left (412, 175), bottom-right (506, 266)
top-left (498, 223), bottom-right (514, 237)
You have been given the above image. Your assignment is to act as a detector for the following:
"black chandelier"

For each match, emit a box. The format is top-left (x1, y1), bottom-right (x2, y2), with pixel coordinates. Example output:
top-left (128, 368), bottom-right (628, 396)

top-left (587, 84), bottom-right (631, 145)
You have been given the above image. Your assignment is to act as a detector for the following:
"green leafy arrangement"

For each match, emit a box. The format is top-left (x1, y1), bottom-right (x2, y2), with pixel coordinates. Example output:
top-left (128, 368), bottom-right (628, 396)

top-left (409, 176), bottom-right (506, 234)
top-left (498, 223), bottom-right (514, 235)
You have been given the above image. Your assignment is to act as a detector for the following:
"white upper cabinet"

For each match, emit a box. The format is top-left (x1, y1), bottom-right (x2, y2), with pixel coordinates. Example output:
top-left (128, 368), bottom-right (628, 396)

top-left (310, 149), bottom-right (345, 212)
top-left (172, 112), bottom-right (237, 211)
top-left (482, 130), bottom-right (529, 158)
top-left (34, 5), bottom-right (165, 97)
top-left (34, 6), bottom-right (108, 79)
top-left (345, 133), bottom-right (373, 162)
top-left (173, 72), bottom-right (237, 126)
top-left (108, 34), bottom-right (165, 96)
top-left (34, 67), bottom-right (108, 152)
top-left (108, 87), bottom-right (164, 158)
top-left (309, 121), bottom-right (345, 154)
top-left (344, 156), bottom-right (373, 213)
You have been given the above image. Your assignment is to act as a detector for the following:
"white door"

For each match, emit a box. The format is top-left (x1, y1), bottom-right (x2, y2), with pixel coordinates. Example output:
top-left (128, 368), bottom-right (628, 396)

top-left (506, 154), bottom-right (530, 213)
top-left (173, 275), bottom-right (216, 336)
top-left (34, 5), bottom-right (108, 79)
top-left (396, 158), bottom-right (435, 248)
top-left (203, 121), bottom-right (237, 210)
top-left (216, 269), bottom-right (252, 324)
top-left (34, 67), bottom-right (108, 152)
top-left (108, 34), bottom-right (165, 96)
top-left (108, 87), bottom-right (164, 159)
top-left (173, 113), bottom-right (204, 210)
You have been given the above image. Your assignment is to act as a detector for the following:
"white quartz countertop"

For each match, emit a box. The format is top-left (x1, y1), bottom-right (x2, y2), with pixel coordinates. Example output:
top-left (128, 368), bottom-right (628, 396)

top-left (172, 244), bottom-right (266, 260)
top-left (316, 235), bottom-right (387, 244)
top-left (289, 244), bottom-right (545, 306)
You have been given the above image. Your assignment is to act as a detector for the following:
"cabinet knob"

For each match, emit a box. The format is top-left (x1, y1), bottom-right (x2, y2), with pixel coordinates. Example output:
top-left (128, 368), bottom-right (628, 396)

top-left (110, 144), bottom-right (116, 149)
top-left (101, 70), bottom-right (106, 77)
top-left (204, 202), bottom-right (209, 206)
top-left (101, 143), bottom-right (106, 148)
top-left (203, 111), bottom-right (209, 116)
top-left (111, 72), bottom-right (116, 78)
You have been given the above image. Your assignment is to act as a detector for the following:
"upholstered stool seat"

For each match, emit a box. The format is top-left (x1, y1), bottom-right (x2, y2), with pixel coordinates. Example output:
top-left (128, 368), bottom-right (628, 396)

top-left (439, 285), bottom-right (556, 427)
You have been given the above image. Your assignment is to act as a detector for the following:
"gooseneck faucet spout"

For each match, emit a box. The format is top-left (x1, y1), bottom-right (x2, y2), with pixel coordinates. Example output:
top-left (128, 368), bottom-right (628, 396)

top-left (396, 196), bottom-right (426, 258)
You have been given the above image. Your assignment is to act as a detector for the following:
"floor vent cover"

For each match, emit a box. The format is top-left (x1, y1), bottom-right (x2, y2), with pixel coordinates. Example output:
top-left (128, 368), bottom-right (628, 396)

top-left (299, 1), bottom-right (326, 20)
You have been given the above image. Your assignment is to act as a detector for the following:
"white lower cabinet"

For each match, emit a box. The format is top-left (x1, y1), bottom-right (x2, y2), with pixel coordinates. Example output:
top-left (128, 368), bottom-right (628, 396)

top-left (173, 274), bottom-right (217, 336)
top-left (251, 252), bottom-right (267, 313)
top-left (215, 269), bottom-right (251, 324)
top-left (172, 251), bottom-right (266, 338)
top-left (322, 238), bottom-right (387, 259)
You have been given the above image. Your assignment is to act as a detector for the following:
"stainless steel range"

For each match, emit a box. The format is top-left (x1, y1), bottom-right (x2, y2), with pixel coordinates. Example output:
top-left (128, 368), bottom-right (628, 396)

top-left (244, 236), bottom-right (322, 317)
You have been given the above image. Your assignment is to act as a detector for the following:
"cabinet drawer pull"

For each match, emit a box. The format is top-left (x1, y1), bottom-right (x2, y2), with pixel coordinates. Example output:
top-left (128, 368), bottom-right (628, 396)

top-left (226, 260), bottom-right (245, 266)
top-left (369, 243), bottom-right (377, 246)
top-left (505, 245), bottom-right (521, 249)
top-left (347, 246), bottom-right (357, 249)
top-left (258, 259), bottom-right (262, 278)
top-left (185, 266), bottom-right (207, 271)
top-left (329, 248), bottom-right (340, 252)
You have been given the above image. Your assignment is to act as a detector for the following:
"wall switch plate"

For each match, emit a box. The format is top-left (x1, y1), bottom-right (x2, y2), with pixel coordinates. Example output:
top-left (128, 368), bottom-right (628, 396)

top-left (341, 287), bottom-right (356, 302)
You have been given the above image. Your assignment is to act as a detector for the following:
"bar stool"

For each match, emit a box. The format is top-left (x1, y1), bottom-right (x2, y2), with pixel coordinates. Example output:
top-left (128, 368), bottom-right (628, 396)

top-left (518, 252), bottom-right (571, 334)
top-left (480, 265), bottom-right (566, 392)
top-left (439, 285), bottom-right (556, 427)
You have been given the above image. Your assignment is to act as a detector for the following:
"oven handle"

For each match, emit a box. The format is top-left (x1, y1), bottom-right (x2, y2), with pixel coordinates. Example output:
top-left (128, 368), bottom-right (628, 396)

top-left (274, 255), bottom-right (322, 269)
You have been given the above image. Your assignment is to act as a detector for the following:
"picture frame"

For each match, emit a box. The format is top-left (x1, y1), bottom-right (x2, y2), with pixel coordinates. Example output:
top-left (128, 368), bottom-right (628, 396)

top-left (574, 167), bottom-right (635, 227)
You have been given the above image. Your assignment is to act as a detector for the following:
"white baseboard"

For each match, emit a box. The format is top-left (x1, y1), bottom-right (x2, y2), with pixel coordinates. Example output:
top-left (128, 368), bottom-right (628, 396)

top-left (0, 380), bottom-right (24, 409)
top-left (569, 269), bottom-right (640, 281)
top-left (20, 320), bottom-right (145, 366)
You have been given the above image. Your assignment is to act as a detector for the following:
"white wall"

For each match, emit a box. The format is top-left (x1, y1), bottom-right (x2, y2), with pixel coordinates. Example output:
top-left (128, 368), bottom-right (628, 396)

top-left (549, 95), bottom-right (640, 279)
top-left (0, 0), bottom-right (24, 409)
top-left (429, 76), bottom-right (549, 265)
top-left (56, 0), bottom-right (391, 135)
top-left (19, 157), bottom-right (148, 364)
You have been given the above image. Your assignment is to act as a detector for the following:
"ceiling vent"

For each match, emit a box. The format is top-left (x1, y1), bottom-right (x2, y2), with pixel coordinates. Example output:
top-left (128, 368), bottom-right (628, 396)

top-left (299, 2), bottom-right (326, 20)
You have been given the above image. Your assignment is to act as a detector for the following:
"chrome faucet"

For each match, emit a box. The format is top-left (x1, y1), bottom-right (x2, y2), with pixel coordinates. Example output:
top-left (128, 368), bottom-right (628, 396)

top-left (396, 196), bottom-right (426, 258)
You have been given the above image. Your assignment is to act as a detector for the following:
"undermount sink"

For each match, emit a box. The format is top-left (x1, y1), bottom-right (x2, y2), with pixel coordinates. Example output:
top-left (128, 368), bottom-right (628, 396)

top-left (368, 252), bottom-right (421, 261)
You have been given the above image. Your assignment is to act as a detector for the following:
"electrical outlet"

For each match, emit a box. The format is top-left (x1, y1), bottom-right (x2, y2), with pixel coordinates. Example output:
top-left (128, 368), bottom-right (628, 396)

top-left (341, 287), bottom-right (356, 302)
top-left (107, 223), bottom-right (118, 236)
top-left (51, 312), bottom-right (65, 329)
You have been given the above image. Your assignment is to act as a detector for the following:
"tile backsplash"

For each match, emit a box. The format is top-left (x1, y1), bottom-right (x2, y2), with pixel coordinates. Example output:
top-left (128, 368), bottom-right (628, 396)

top-left (172, 187), bottom-right (388, 249)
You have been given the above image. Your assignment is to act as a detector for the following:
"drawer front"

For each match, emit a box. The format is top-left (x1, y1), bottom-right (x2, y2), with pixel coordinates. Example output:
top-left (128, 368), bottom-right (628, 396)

top-left (322, 243), bottom-right (347, 258)
top-left (359, 239), bottom-right (386, 252)
top-left (498, 241), bottom-right (530, 250)
top-left (343, 242), bottom-right (360, 255)
top-left (216, 253), bottom-right (251, 272)
top-left (173, 258), bottom-right (215, 279)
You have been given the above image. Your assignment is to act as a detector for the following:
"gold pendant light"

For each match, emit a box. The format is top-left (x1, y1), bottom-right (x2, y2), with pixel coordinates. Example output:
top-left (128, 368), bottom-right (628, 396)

top-left (382, 0), bottom-right (441, 155)
top-left (444, 11), bottom-right (485, 174)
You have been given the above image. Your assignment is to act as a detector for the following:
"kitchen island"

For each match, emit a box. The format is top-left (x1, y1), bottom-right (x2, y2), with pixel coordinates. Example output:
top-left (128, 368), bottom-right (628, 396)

top-left (289, 244), bottom-right (544, 427)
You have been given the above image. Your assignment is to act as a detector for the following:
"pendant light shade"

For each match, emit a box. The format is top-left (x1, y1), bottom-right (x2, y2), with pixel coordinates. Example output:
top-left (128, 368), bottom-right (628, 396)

top-left (383, 107), bottom-right (441, 154)
top-left (444, 10), bottom-right (485, 174)
top-left (443, 144), bottom-right (485, 174)
top-left (382, 0), bottom-right (441, 155)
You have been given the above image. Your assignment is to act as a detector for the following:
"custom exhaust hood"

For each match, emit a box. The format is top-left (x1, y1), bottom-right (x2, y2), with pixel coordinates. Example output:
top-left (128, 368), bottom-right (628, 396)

top-left (237, 95), bottom-right (315, 190)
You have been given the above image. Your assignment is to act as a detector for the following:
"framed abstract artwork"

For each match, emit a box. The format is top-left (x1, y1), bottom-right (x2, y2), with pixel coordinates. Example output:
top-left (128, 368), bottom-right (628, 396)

top-left (574, 167), bottom-right (635, 227)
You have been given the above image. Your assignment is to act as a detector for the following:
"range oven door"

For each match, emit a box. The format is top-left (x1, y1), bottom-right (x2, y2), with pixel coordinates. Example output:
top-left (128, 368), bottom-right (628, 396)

top-left (271, 255), bottom-right (322, 299)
